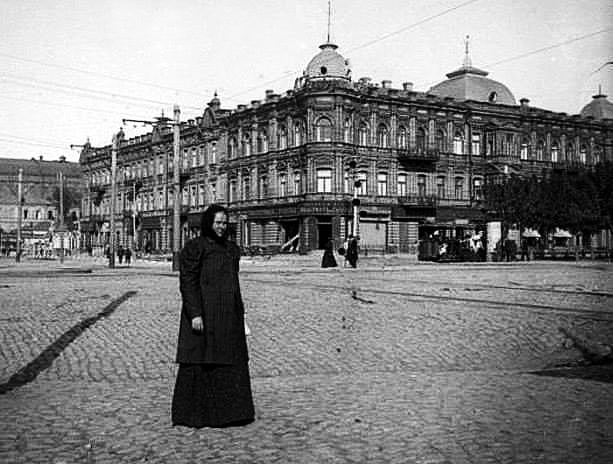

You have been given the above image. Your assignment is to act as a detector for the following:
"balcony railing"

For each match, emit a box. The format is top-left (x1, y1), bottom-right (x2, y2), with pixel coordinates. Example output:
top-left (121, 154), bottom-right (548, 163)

top-left (399, 147), bottom-right (439, 161)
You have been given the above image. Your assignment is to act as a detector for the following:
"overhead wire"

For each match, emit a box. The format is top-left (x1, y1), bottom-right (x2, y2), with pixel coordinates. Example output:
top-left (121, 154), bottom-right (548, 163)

top-left (228, 0), bottom-right (484, 100)
top-left (0, 51), bottom-right (214, 98)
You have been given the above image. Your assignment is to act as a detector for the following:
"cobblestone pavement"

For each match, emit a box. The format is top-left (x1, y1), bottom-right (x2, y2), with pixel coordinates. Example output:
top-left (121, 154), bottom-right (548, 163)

top-left (1, 256), bottom-right (612, 463)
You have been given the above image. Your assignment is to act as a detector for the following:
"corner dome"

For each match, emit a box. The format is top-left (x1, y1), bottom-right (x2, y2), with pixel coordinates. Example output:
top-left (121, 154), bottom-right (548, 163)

top-left (428, 65), bottom-right (516, 105)
top-left (305, 42), bottom-right (351, 80)
top-left (580, 92), bottom-right (613, 120)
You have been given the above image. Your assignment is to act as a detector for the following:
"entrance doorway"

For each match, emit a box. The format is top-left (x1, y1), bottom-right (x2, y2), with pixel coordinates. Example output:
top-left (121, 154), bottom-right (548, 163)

top-left (317, 222), bottom-right (332, 249)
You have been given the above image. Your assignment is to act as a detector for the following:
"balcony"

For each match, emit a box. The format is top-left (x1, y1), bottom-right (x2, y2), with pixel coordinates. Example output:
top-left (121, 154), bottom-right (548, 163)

top-left (398, 147), bottom-right (439, 162)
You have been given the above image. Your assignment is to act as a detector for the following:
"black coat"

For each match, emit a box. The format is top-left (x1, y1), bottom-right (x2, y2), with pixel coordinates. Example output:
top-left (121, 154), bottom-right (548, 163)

top-left (176, 236), bottom-right (247, 365)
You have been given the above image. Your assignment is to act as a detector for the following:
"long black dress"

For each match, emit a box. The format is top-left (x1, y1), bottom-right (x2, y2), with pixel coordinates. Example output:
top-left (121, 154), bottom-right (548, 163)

top-left (172, 236), bottom-right (255, 428)
top-left (321, 240), bottom-right (338, 268)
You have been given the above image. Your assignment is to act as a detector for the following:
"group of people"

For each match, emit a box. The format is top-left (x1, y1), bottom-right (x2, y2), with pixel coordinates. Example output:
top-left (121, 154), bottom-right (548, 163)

top-left (321, 234), bottom-right (359, 269)
top-left (103, 244), bottom-right (132, 265)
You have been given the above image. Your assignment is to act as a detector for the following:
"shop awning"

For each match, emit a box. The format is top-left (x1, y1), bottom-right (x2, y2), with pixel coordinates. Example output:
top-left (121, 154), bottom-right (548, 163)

top-left (553, 229), bottom-right (573, 238)
top-left (522, 229), bottom-right (541, 238)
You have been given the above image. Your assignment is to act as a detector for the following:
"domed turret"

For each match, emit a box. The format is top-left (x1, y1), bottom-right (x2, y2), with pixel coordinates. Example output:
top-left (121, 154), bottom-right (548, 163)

top-left (305, 42), bottom-right (351, 81)
top-left (428, 36), bottom-right (516, 105)
top-left (580, 88), bottom-right (613, 120)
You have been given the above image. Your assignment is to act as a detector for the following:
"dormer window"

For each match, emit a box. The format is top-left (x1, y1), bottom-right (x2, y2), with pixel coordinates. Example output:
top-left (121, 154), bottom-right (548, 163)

top-left (488, 91), bottom-right (497, 103)
top-left (320, 66), bottom-right (327, 75)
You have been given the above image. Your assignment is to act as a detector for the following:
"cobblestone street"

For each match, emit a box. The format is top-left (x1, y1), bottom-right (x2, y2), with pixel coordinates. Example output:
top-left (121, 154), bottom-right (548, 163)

top-left (1, 256), bottom-right (613, 463)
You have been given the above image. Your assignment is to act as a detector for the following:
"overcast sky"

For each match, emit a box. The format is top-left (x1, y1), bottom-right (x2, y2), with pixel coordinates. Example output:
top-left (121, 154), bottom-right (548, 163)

top-left (1, 0), bottom-right (611, 163)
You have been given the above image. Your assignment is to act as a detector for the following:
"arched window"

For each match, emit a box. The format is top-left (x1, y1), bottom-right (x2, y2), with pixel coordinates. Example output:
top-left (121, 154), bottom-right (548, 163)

top-left (229, 179), bottom-right (237, 202)
top-left (293, 171), bottom-right (301, 194)
top-left (453, 132), bottom-right (464, 155)
top-left (566, 142), bottom-right (575, 162)
top-left (579, 145), bottom-right (587, 164)
top-left (278, 173), bottom-right (287, 197)
top-left (377, 124), bottom-right (389, 148)
top-left (257, 129), bottom-right (268, 153)
top-left (294, 122), bottom-right (304, 146)
top-left (551, 142), bottom-right (559, 163)
top-left (436, 130), bottom-right (446, 152)
top-left (454, 176), bottom-right (464, 199)
top-left (377, 173), bottom-right (388, 196)
top-left (315, 117), bottom-right (332, 142)
top-left (228, 137), bottom-right (237, 159)
top-left (242, 177), bottom-right (251, 200)
top-left (593, 145), bottom-right (602, 165)
top-left (397, 173), bottom-right (407, 196)
top-left (358, 122), bottom-right (369, 145)
top-left (473, 178), bottom-right (483, 201)
top-left (471, 133), bottom-right (481, 156)
top-left (417, 175), bottom-right (427, 197)
top-left (436, 176), bottom-right (446, 199)
top-left (242, 133), bottom-right (251, 156)
top-left (343, 119), bottom-right (352, 143)
top-left (277, 125), bottom-right (287, 150)
top-left (397, 126), bottom-right (407, 149)
top-left (520, 139), bottom-right (529, 160)
top-left (416, 127), bottom-right (427, 152)
top-left (260, 176), bottom-right (269, 198)
top-left (35, 209), bottom-right (41, 220)
top-left (536, 140), bottom-right (544, 161)
top-left (356, 171), bottom-right (367, 195)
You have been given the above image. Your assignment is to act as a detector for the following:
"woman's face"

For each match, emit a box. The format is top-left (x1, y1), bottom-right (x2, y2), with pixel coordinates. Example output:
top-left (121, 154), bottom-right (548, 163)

top-left (212, 212), bottom-right (228, 238)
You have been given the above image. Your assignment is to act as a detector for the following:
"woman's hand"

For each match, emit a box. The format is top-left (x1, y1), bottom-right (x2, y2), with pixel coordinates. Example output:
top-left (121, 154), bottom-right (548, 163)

top-left (191, 316), bottom-right (204, 332)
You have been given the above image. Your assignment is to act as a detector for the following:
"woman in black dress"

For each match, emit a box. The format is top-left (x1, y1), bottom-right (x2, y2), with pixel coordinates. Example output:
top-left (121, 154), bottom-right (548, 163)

top-left (321, 238), bottom-right (338, 268)
top-left (172, 204), bottom-right (255, 428)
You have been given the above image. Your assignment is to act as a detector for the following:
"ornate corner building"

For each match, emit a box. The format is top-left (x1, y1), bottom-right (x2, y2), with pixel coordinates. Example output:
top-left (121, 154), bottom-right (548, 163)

top-left (78, 41), bottom-right (613, 254)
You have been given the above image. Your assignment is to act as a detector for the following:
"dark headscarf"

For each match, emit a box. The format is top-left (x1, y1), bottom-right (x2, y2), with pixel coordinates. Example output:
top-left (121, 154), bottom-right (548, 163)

top-left (200, 204), bottom-right (229, 244)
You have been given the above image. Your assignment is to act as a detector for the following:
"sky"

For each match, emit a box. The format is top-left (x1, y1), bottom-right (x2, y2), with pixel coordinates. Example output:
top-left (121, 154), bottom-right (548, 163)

top-left (0, 0), bottom-right (611, 163)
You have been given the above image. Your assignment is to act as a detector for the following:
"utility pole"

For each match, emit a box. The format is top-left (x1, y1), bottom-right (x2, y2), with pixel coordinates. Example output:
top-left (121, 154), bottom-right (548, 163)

top-left (348, 160), bottom-right (360, 237)
top-left (109, 130), bottom-right (121, 268)
top-left (16, 168), bottom-right (23, 263)
top-left (123, 106), bottom-right (182, 270)
top-left (172, 104), bottom-right (181, 272)
top-left (59, 171), bottom-right (64, 264)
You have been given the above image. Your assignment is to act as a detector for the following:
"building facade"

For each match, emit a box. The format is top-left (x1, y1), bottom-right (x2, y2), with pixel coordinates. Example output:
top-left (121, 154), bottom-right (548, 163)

top-left (78, 41), bottom-right (613, 256)
top-left (0, 156), bottom-right (82, 256)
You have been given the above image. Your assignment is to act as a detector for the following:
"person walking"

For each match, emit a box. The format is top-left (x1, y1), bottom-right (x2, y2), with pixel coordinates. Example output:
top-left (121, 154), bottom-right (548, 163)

top-left (124, 247), bottom-right (132, 266)
top-left (321, 238), bottom-right (338, 268)
top-left (172, 204), bottom-right (255, 428)
top-left (346, 234), bottom-right (358, 268)
top-left (117, 245), bottom-right (124, 264)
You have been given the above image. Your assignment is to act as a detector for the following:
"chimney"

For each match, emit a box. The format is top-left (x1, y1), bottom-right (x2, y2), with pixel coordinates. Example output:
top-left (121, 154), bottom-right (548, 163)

top-left (251, 100), bottom-right (260, 108)
top-left (265, 90), bottom-right (274, 98)
top-left (237, 104), bottom-right (247, 111)
top-left (520, 98), bottom-right (530, 108)
top-left (39, 155), bottom-right (43, 161)
top-left (358, 77), bottom-right (372, 86)
top-left (402, 82), bottom-right (413, 91)
top-left (381, 80), bottom-right (392, 89)
top-left (59, 155), bottom-right (66, 162)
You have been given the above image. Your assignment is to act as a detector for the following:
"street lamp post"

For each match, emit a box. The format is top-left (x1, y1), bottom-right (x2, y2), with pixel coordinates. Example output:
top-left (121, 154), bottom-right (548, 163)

top-left (348, 160), bottom-right (360, 237)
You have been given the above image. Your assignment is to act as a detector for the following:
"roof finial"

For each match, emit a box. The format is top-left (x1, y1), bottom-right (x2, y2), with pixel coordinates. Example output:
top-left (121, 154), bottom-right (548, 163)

top-left (463, 35), bottom-right (472, 68)
top-left (327, 0), bottom-right (332, 43)
top-left (598, 84), bottom-right (602, 95)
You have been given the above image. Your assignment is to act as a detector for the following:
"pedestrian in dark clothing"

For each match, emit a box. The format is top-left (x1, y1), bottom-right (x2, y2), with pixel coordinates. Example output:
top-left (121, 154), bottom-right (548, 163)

top-left (117, 245), bottom-right (124, 264)
top-left (124, 247), bottom-right (132, 266)
top-left (321, 238), bottom-right (338, 268)
top-left (346, 234), bottom-right (358, 268)
top-left (172, 204), bottom-right (254, 428)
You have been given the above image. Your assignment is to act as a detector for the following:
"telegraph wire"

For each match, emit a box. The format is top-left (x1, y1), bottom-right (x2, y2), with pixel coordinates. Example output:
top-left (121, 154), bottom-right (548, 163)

top-left (0, 72), bottom-right (202, 111)
top-left (228, 0), bottom-right (483, 100)
top-left (0, 51), bottom-right (214, 98)
top-left (484, 27), bottom-right (613, 68)
top-left (0, 137), bottom-right (67, 150)
top-left (0, 94), bottom-right (148, 119)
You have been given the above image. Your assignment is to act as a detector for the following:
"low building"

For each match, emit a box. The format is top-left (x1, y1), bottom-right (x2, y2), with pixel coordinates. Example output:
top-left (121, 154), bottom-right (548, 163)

top-left (0, 156), bottom-right (82, 256)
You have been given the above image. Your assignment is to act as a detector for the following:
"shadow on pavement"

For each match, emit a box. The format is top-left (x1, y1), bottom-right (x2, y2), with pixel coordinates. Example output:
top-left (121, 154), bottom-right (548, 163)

top-left (528, 364), bottom-right (613, 384)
